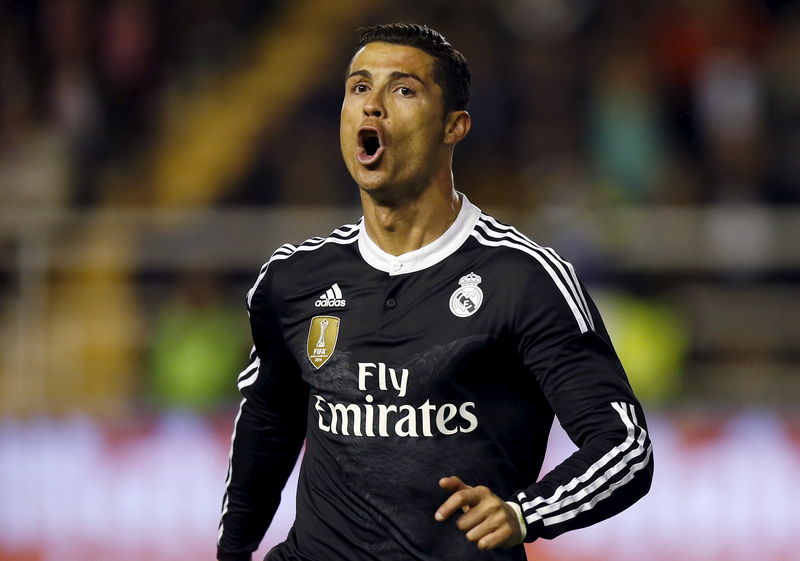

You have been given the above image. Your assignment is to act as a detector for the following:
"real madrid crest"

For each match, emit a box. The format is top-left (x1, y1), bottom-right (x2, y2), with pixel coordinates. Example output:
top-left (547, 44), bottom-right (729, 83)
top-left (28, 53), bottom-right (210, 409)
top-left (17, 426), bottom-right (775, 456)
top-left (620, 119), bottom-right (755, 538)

top-left (449, 272), bottom-right (483, 318)
top-left (307, 316), bottom-right (340, 368)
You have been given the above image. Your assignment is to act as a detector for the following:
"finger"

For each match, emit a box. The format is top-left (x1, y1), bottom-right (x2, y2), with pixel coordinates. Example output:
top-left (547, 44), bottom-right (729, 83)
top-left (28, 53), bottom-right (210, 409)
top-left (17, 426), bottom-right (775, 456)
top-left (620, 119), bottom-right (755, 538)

top-left (439, 476), bottom-right (474, 514)
top-left (435, 487), bottom-right (482, 521)
top-left (465, 503), bottom-right (507, 536)
top-left (476, 524), bottom-right (516, 551)
top-left (464, 514), bottom-right (503, 544)
top-left (455, 498), bottom-right (494, 531)
top-left (438, 475), bottom-right (470, 492)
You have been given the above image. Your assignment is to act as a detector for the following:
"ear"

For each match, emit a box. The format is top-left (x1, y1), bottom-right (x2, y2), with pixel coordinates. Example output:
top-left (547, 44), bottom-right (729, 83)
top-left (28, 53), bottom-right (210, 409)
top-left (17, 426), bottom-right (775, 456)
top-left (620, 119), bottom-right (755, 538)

top-left (443, 110), bottom-right (471, 146)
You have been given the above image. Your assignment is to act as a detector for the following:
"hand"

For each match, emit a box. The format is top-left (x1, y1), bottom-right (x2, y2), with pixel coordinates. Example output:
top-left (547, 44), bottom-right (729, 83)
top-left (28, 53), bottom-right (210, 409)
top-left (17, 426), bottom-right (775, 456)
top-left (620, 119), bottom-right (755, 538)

top-left (435, 476), bottom-right (523, 550)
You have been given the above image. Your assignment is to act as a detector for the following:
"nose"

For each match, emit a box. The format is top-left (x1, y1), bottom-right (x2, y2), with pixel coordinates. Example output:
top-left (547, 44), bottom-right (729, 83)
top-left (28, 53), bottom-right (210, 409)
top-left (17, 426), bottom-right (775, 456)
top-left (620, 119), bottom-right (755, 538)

top-left (363, 91), bottom-right (384, 118)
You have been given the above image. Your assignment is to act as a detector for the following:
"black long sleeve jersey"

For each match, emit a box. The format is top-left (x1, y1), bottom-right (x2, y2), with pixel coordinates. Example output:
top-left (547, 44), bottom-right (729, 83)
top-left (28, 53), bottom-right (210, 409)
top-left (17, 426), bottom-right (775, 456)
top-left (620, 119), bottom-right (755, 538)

top-left (217, 195), bottom-right (653, 561)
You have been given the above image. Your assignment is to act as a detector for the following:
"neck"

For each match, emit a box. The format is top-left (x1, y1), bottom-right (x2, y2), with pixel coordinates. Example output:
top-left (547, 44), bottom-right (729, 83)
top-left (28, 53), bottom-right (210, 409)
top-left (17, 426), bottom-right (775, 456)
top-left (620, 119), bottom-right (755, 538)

top-left (360, 181), bottom-right (462, 257)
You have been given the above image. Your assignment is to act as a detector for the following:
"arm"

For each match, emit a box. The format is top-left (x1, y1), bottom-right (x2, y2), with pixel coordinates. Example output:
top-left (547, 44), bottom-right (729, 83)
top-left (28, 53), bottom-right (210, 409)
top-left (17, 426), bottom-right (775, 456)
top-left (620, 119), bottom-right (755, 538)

top-left (436, 267), bottom-right (653, 549)
top-left (217, 263), bottom-right (308, 561)
top-left (511, 282), bottom-right (654, 542)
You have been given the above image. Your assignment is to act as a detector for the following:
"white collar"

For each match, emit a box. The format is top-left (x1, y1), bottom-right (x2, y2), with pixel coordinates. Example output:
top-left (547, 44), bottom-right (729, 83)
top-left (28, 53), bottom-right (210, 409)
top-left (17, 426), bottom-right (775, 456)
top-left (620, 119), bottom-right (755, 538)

top-left (357, 193), bottom-right (481, 276)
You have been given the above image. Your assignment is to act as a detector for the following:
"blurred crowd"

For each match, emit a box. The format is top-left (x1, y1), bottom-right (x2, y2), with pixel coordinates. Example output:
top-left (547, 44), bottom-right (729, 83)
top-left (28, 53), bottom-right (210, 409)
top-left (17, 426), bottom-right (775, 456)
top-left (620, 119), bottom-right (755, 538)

top-left (2, 0), bottom-right (281, 206)
top-left (3, 0), bottom-right (799, 209)
top-left (2, 0), bottom-right (799, 414)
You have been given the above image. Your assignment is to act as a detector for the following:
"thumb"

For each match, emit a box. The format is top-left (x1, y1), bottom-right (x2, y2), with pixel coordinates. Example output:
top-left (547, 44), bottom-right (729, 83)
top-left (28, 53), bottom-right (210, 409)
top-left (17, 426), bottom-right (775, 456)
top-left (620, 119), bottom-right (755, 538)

top-left (439, 475), bottom-right (471, 492)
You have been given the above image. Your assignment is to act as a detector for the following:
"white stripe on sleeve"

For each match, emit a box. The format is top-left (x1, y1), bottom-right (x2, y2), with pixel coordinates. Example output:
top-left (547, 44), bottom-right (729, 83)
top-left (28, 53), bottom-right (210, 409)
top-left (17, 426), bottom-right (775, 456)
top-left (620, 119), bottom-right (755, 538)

top-left (519, 402), bottom-right (650, 527)
top-left (471, 230), bottom-right (591, 333)
top-left (477, 216), bottom-right (594, 330)
top-left (237, 357), bottom-right (260, 390)
top-left (218, 397), bottom-right (248, 543)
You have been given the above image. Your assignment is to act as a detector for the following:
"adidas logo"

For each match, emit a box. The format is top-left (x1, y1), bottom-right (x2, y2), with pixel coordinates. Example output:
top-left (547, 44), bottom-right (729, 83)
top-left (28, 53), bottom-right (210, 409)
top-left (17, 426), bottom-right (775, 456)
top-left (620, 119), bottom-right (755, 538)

top-left (315, 283), bottom-right (346, 308)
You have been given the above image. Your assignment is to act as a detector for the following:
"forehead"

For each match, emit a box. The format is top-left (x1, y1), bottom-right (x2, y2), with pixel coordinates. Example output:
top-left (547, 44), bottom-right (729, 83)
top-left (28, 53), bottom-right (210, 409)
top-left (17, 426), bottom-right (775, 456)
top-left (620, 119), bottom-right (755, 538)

top-left (347, 42), bottom-right (437, 79)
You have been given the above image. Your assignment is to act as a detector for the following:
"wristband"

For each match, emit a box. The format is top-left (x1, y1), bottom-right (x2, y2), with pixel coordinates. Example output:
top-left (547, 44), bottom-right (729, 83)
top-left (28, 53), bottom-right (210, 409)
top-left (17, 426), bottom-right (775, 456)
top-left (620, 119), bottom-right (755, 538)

top-left (505, 501), bottom-right (527, 543)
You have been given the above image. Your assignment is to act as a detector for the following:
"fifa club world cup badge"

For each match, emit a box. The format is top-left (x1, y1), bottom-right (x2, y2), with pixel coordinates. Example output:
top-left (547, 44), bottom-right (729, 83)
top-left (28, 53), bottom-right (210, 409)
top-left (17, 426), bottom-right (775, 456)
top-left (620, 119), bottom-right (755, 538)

top-left (449, 272), bottom-right (483, 318)
top-left (307, 316), bottom-right (340, 368)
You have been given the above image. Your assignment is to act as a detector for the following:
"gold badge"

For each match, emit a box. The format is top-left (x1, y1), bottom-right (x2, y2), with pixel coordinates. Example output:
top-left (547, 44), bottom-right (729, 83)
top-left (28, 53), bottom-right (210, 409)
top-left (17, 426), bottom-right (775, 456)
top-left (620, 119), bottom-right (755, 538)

top-left (306, 316), bottom-right (340, 369)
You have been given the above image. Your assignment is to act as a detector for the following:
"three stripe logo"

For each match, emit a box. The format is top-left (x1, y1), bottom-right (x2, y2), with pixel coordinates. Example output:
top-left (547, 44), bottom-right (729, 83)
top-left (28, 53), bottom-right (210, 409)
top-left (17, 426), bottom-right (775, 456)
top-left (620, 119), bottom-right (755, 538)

top-left (315, 283), bottom-right (346, 308)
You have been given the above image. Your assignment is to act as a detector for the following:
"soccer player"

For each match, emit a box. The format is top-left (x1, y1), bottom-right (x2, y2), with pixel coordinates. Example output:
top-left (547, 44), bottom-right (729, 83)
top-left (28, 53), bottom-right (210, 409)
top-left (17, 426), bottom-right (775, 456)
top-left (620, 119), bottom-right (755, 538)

top-left (217, 23), bottom-right (653, 561)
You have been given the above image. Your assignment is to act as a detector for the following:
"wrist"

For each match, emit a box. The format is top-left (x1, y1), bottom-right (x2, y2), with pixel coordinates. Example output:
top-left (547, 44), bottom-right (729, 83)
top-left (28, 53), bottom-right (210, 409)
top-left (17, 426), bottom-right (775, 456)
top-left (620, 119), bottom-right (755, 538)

top-left (505, 500), bottom-right (527, 543)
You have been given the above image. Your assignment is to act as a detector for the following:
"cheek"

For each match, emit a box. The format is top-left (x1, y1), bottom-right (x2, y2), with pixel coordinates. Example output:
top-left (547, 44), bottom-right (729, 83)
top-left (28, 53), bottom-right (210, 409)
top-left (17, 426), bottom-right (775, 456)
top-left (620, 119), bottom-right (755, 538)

top-left (339, 130), bottom-right (355, 172)
top-left (408, 123), bottom-right (442, 154)
top-left (339, 115), bottom-right (356, 148)
top-left (340, 102), bottom-right (358, 133)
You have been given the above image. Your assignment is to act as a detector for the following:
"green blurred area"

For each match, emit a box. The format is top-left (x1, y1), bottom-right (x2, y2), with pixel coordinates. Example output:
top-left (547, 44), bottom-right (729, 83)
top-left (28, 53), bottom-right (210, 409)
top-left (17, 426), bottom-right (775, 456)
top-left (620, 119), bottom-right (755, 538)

top-left (595, 291), bottom-right (688, 404)
top-left (148, 274), bottom-right (245, 411)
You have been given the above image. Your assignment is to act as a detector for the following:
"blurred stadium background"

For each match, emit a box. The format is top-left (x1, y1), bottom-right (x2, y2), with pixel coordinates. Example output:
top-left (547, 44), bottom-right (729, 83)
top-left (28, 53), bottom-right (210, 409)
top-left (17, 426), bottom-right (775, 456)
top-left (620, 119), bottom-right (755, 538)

top-left (1, 0), bottom-right (799, 560)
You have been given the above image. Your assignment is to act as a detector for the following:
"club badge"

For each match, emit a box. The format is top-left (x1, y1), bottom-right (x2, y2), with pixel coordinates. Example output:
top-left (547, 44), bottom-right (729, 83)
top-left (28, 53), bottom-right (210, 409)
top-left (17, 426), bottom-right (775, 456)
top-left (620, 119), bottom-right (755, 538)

top-left (449, 272), bottom-right (483, 318)
top-left (306, 316), bottom-right (340, 369)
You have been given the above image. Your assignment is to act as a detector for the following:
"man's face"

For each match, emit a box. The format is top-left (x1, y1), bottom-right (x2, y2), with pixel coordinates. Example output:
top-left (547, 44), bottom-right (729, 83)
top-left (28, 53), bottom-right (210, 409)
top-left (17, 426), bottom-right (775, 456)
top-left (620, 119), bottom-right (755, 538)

top-left (340, 42), bottom-right (449, 199)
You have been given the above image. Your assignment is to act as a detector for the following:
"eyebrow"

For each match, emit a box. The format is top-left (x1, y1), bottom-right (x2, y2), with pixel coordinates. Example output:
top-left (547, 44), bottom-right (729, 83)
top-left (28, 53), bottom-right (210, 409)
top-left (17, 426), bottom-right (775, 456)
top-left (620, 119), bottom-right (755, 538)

top-left (389, 71), bottom-right (426, 86)
top-left (346, 69), bottom-right (427, 87)
top-left (347, 69), bottom-right (372, 81)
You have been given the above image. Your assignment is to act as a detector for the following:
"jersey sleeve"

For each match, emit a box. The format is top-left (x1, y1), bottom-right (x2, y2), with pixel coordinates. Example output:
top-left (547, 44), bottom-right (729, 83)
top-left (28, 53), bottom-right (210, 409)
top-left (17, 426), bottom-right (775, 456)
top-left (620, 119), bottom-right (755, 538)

top-left (217, 257), bottom-right (308, 561)
top-left (510, 261), bottom-right (654, 542)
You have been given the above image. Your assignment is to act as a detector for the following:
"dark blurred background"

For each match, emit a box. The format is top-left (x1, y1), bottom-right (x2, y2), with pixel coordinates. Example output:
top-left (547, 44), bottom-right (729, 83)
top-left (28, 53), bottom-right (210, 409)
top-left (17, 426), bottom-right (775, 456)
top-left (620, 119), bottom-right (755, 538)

top-left (1, 1), bottom-right (799, 560)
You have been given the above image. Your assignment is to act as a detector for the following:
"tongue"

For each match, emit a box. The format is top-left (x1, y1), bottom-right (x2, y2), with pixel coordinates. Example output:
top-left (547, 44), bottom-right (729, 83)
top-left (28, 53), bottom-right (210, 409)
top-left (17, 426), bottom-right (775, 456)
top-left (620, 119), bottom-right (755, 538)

top-left (358, 142), bottom-right (383, 164)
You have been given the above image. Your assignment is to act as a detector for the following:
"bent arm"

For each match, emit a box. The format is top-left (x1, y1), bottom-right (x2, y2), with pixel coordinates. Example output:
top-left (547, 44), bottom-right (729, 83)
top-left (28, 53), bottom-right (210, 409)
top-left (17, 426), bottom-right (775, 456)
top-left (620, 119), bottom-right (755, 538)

top-left (512, 331), bottom-right (654, 542)
top-left (510, 266), bottom-right (654, 542)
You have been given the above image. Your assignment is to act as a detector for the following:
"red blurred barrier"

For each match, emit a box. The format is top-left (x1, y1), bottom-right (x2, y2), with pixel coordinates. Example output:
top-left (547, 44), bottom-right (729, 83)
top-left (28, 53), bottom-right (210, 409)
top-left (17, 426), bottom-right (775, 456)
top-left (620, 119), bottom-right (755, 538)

top-left (0, 410), bottom-right (797, 561)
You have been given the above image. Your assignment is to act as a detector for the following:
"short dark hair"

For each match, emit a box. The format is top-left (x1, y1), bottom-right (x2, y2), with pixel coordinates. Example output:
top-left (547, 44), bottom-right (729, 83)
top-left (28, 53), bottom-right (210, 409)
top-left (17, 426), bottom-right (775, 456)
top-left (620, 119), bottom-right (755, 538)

top-left (354, 23), bottom-right (471, 114)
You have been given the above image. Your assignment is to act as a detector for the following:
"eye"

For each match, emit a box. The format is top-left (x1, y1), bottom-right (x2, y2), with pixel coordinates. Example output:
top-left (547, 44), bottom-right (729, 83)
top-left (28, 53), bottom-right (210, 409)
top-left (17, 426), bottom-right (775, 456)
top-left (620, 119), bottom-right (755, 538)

top-left (351, 83), bottom-right (370, 94)
top-left (396, 86), bottom-right (415, 97)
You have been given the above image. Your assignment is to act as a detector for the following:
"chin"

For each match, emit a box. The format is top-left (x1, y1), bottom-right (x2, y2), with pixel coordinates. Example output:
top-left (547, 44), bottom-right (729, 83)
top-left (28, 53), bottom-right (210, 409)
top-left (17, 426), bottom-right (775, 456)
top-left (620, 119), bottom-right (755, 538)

top-left (353, 167), bottom-right (388, 192)
top-left (357, 178), bottom-right (389, 197)
top-left (356, 177), bottom-right (398, 204)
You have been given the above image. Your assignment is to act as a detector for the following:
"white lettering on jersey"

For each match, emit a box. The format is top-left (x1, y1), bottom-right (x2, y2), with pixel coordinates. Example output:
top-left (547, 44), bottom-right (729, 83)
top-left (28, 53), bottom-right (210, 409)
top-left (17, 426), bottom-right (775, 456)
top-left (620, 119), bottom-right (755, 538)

top-left (313, 362), bottom-right (479, 438)
top-left (315, 282), bottom-right (346, 308)
top-left (313, 393), bottom-right (479, 438)
top-left (358, 362), bottom-right (408, 397)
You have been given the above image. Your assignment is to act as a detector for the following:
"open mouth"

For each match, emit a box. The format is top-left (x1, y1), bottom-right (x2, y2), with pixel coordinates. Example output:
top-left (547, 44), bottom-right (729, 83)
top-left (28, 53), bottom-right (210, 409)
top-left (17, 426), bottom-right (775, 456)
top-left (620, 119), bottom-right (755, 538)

top-left (364, 134), bottom-right (380, 156)
top-left (357, 127), bottom-right (384, 165)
